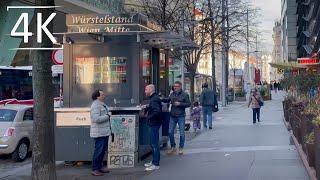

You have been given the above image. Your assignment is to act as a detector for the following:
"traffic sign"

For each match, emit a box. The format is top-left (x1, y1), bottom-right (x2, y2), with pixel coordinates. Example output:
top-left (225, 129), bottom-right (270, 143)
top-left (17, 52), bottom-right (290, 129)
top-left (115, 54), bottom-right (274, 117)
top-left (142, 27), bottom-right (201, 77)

top-left (52, 50), bottom-right (63, 65)
top-left (52, 65), bottom-right (63, 74)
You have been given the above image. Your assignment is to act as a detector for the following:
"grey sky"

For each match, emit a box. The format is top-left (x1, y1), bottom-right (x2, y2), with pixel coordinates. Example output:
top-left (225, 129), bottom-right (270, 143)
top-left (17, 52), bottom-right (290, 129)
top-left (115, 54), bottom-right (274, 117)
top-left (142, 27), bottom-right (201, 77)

top-left (251, 0), bottom-right (281, 51)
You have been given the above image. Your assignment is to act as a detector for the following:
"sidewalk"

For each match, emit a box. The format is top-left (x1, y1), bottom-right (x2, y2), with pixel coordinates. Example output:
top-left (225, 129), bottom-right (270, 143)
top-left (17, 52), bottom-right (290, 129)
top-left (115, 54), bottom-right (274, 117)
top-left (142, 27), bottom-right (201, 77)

top-left (2, 91), bottom-right (310, 180)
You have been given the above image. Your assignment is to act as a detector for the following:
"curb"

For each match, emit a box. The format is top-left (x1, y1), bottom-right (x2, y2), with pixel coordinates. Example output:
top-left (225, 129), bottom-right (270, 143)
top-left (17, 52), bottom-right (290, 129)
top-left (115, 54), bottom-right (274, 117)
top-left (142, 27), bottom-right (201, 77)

top-left (282, 118), bottom-right (317, 180)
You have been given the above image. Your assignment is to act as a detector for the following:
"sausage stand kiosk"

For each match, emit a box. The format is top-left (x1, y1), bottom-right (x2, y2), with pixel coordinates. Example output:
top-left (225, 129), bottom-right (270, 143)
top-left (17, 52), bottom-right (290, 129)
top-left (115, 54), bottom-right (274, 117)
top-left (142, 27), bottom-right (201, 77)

top-left (54, 13), bottom-right (198, 168)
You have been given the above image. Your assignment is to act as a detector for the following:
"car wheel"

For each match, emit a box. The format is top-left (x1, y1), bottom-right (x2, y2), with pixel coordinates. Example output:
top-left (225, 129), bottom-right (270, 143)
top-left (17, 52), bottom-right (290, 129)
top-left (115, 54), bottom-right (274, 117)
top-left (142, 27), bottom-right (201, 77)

top-left (12, 139), bottom-right (29, 162)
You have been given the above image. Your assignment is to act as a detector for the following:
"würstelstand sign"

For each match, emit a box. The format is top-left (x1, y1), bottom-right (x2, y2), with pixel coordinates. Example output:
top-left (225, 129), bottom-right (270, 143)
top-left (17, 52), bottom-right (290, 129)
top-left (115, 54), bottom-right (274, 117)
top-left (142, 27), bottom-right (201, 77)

top-left (66, 14), bottom-right (163, 33)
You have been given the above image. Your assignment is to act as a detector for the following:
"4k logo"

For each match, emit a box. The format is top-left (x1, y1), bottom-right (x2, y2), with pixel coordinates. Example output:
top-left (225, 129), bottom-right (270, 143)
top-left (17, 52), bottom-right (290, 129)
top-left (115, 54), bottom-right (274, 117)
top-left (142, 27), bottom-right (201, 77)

top-left (7, 6), bottom-right (63, 50)
top-left (11, 13), bottom-right (57, 44)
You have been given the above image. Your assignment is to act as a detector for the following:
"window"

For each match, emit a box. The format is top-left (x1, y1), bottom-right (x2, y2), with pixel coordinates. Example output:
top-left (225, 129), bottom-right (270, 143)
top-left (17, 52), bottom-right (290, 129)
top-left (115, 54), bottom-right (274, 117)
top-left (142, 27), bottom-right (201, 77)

top-left (159, 52), bottom-right (168, 96)
top-left (74, 57), bottom-right (127, 84)
top-left (0, 109), bottom-right (17, 122)
top-left (142, 49), bottom-right (152, 86)
top-left (23, 108), bottom-right (33, 121)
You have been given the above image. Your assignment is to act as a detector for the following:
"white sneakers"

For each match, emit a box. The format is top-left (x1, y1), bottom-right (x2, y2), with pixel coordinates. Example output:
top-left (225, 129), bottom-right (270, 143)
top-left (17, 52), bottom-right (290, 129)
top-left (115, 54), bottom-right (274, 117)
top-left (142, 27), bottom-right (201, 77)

top-left (144, 161), bottom-right (153, 167)
top-left (145, 164), bottom-right (160, 171)
top-left (144, 161), bottom-right (160, 171)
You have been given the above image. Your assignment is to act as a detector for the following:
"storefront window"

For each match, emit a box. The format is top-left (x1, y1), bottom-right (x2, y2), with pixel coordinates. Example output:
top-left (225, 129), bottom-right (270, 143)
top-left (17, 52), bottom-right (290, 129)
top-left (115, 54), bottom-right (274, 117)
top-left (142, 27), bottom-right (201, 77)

top-left (142, 49), bottom-right (151, 86)
top-left (74, 57), bottom-right (127, 84)
top-left (159, 52), bottom-right (168, 96)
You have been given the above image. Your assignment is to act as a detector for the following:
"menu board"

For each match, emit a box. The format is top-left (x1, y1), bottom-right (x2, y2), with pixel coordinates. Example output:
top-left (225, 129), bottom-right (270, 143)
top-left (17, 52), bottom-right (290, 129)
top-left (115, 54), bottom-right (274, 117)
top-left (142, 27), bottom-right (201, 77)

top-left (74, 57), bottom-right (127, 84)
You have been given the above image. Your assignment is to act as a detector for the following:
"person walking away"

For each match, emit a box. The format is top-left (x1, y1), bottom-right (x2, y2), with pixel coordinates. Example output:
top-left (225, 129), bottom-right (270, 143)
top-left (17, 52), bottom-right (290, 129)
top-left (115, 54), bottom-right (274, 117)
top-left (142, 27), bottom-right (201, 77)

top-left (144, 84), bottom-right (162, 171)
top-left (191, 102), bottom-right (201, 132)
top-left (248, 88), bottom-right (264, 124)
top-left (199, 83), bottom-right (216, 129)
top-left (90, 90), bottom-right (111, 176)
top-left (274, 82), bottom-right (278, 93)
top-left (162, 81), bottom-right (191, 155)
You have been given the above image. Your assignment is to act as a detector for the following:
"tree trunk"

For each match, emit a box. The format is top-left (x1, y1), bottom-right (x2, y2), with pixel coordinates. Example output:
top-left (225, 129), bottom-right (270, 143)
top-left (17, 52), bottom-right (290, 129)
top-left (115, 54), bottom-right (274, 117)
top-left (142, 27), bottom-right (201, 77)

top-left (31, 0), bottom-right (56, 179)
top-left (226, 0), bottom-right (229, 94)
top-left (208, 0), bottom-right (217, 92)
top-left (189, 72), bottom-right (196, 103)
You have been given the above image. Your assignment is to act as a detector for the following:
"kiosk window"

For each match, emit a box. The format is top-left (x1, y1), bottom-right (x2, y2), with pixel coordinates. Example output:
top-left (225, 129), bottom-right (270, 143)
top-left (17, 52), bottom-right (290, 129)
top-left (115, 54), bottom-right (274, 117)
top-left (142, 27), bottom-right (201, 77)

top-left (142, 49), bottom-right (151, 86)
top-left (159, 52), bottom-right (167, 96)
top-left (74, 57), bottom-right (127, 84)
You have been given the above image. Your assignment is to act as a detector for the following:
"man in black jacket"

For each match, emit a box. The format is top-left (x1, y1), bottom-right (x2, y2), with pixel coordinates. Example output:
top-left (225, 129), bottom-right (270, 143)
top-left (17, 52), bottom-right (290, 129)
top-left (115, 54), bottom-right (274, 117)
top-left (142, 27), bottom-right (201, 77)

top-left (200, 83), bottom-right (218, 129)
top-left (144, 84), bottom-right (162, 171)
top-left (162, 81), bottom-right (191, 155)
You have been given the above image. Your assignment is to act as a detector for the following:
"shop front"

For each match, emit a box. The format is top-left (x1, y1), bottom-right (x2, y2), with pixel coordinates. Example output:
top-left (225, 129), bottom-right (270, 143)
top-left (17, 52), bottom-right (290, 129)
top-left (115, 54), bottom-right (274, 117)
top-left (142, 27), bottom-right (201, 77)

top-left (54, 13), bottom-right (197, 168)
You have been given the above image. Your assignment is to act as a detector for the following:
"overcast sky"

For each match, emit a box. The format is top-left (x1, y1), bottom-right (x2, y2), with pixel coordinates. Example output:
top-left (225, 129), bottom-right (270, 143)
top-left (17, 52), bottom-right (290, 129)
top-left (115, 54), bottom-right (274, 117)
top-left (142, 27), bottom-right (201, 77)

top-left (251, 0), bottom-right (281, 51)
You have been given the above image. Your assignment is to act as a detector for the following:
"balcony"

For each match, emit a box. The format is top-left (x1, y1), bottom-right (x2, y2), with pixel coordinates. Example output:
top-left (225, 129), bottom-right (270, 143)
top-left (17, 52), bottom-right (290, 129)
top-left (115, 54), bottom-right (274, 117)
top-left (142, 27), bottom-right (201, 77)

top-left (303, 44), bottom-right (313, 55)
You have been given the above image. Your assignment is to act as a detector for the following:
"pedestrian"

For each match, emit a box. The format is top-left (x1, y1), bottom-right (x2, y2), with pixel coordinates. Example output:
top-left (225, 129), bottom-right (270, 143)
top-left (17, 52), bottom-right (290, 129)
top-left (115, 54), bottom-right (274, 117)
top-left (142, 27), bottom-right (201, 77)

top-left (248, 88), bottom-right (264, 124)
top-left (162, 81), bottom-right (191, 155)
top-left (199, 83), bottom-right (217, 129)
top-left (90, 90), bottom-right (111, 176)
top-left (274, 82), bottom-right (278, 93)
top-left (191, 101), bottom-right (201, 132)
top-left (144, 84), bottom-right (162, 171)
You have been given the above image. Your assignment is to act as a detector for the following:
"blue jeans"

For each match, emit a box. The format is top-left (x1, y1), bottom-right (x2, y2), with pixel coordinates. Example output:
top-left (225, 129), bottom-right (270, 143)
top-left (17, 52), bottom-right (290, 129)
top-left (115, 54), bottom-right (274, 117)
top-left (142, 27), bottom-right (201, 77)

top-left (252, 108), bottom-right (260, 123)
top-left (92, 136), bottom-right (109, 171)
top-left (150, 125), bottom-right (161, 166)
top-left (169, 116), bottom-right (185, 149)
top-left (202, 106), bottom-right (213, 128)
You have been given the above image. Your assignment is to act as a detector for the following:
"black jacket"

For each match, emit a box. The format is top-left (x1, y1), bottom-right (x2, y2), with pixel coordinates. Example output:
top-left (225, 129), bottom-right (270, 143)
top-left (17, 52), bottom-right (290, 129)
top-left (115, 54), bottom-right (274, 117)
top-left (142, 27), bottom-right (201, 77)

top-left (163, 90), bottom-right (191, 117)
top-left (200, 88), bottom-right (217, 107)
top-left (147, 93), bottom-right (162, 126)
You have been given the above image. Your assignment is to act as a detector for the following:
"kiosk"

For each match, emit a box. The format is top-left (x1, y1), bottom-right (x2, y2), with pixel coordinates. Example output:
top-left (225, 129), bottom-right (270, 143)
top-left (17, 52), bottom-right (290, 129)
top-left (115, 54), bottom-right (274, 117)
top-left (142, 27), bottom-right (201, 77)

top-left (54, 13), bottom-right (198, 168)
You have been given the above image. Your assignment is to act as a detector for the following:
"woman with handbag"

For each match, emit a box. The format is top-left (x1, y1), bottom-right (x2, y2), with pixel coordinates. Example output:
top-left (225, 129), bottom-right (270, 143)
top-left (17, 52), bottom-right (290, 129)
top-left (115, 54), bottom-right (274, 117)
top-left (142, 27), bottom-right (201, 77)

top-left (248, 88), bottom-right (264, 124)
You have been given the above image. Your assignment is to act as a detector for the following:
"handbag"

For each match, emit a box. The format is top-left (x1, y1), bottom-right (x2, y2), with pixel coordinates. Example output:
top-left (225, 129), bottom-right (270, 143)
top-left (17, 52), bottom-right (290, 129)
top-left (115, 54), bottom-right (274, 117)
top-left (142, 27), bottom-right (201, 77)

top-left (253, 95), bottom-right (264, 107)
top-left (212, 105), bottom-right (219, 112)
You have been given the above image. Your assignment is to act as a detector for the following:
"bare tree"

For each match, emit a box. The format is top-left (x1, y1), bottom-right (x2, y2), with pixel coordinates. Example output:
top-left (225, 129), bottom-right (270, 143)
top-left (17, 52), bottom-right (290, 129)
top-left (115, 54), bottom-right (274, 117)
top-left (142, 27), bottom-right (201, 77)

top-left (206, 0), bottom-right (261, 95)
top-left (136, 0), bottom-right (188, 32)
top-left (30, 0), bottom-right (56, 179)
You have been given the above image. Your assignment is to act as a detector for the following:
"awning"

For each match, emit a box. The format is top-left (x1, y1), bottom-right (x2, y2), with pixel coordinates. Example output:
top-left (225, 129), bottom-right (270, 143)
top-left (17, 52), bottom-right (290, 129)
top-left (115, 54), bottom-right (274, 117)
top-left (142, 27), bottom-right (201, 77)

top-left (269, 62), bottom-right (307, 69)
top-left (141, 31), bottom-right (199, 50)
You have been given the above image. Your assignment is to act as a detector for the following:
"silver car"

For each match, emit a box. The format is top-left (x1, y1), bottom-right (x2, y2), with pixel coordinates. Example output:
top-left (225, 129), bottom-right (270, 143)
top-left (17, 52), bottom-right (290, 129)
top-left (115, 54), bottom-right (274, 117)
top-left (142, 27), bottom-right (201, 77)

top-left (0, 105), bottom-right (33, 162)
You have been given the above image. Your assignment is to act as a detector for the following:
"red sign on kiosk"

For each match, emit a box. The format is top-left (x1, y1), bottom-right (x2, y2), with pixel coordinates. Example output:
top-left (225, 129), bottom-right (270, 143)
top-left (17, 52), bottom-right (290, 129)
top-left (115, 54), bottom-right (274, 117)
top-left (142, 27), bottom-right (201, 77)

top-left (297, 58), bottom-right (320, 65)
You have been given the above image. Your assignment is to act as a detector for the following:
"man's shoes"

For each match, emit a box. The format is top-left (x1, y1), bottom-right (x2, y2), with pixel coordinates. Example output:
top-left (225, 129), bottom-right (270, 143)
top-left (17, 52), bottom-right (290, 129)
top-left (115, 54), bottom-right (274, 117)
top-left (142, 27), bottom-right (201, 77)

top-left (144, 161), bottom-right (153, 167)
top-left (166, 147), bottom-right (177, 155)
top-left (145, 164), bottom-right (160, 171)
top-left (178, 148), bottom-right (184, 155)
top-left (99, 167), bottom-right (110, 173)
top-left (209, 127), bottom-right (213, 130)
top-left (91, 170), bottom-right (104, 176)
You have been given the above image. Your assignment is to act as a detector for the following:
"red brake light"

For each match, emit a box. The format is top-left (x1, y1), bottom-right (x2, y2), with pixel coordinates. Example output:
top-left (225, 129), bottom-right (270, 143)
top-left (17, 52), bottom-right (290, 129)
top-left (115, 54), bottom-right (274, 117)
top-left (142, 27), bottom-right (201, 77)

top-left (4, 127), bottom-right (15, 137)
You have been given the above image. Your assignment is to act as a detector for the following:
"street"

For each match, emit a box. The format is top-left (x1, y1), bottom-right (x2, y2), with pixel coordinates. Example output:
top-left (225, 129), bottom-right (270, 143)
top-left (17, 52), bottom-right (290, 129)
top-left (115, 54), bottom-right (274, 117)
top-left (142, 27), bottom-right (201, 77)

top-left (0, 91), bottom-right (310, 180)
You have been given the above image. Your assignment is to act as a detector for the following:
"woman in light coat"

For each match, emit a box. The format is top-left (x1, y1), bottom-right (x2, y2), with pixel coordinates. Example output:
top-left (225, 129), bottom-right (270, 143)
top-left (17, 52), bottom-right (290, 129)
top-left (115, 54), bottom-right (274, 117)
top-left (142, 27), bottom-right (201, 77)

top-left (248, 88), bottom-right (264, 124)
top-left (90, 90), bottom-right (111, 176)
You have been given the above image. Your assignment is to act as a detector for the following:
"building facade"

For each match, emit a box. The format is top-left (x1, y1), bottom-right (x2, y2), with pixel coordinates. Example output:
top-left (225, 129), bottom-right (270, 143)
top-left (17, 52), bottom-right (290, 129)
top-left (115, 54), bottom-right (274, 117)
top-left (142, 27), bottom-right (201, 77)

top-left (296, 0), bottom-right (320, 58)
top-left (271, 20), bottom-right (283, 82)
top-left (281, 0), bottom-right (297, 62)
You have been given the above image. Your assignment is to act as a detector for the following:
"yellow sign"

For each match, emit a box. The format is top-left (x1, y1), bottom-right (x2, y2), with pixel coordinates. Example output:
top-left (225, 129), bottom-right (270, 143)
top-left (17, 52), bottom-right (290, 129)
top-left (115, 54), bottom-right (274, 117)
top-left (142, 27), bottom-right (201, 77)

top-left (277, 68), bottom-right (284, 74)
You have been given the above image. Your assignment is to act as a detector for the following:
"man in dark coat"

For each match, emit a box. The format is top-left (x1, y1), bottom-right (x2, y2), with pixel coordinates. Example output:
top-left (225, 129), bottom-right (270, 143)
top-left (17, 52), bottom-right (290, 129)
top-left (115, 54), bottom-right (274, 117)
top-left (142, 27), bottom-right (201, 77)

top-left (200, 83), bottom-right (218, 129)
top-left (144, 84), bottom-right (162, 171)
top-left (162, 81), bottom-right (191, 155)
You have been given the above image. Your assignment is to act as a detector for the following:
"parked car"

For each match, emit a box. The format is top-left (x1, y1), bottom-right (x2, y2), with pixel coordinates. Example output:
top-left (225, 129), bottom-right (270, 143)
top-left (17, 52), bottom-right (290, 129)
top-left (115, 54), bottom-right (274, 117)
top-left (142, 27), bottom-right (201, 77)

top-left (0, 105), bottom-right (33, 162)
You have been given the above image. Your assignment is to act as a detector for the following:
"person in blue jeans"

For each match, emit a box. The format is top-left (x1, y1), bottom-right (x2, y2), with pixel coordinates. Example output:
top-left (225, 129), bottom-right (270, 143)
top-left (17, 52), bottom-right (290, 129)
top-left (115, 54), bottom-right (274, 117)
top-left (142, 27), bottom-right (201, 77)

top-left (90, 90), bottom-right (111, 176)
top-left (200, 83), bottom-right (218, 129)
top-left (144, 84), bottom-right (162, 171)
top-left (162, 81), bottom-right (191, 155)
